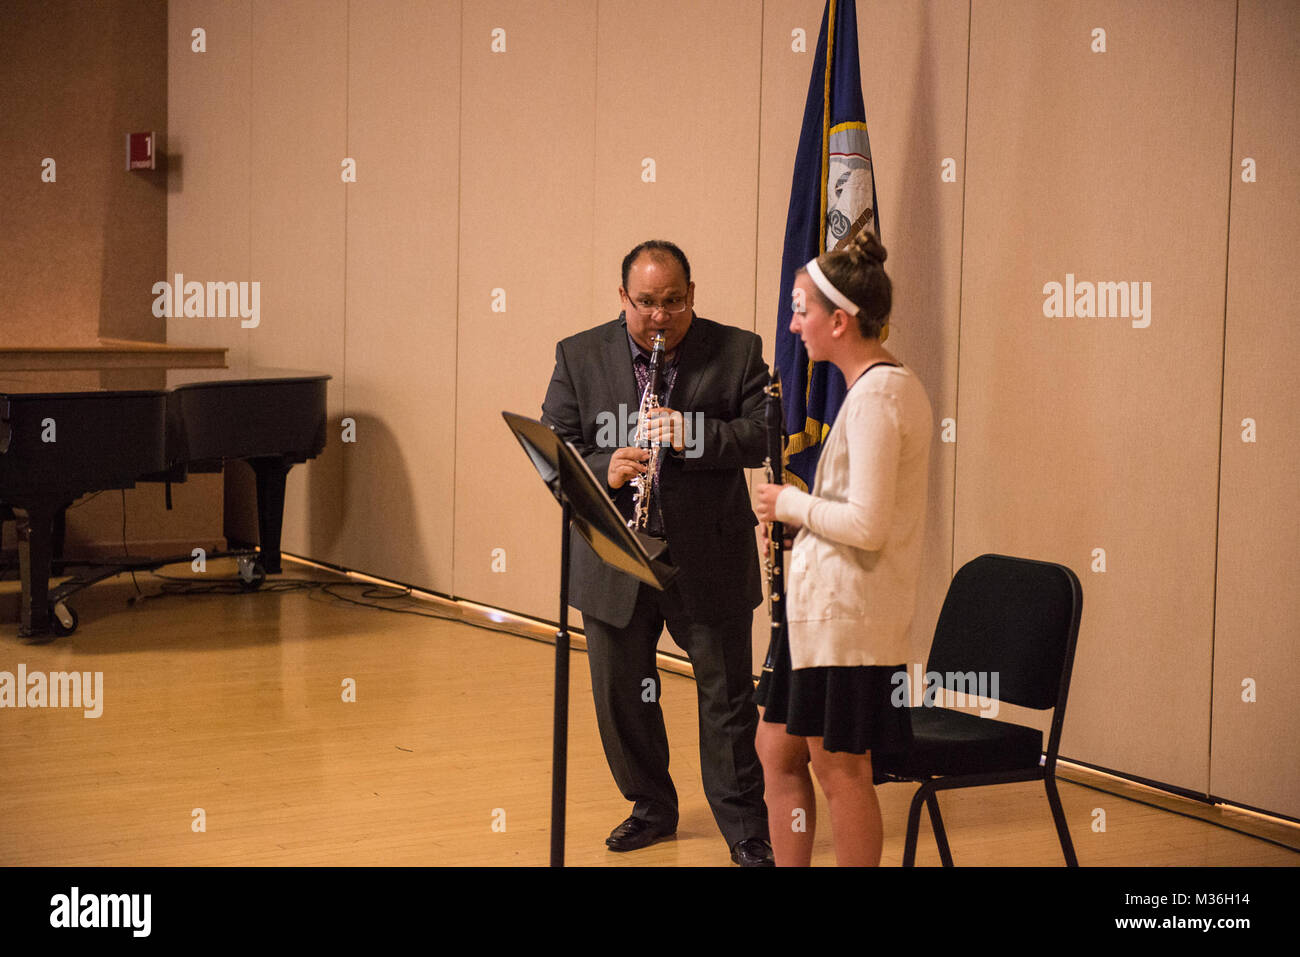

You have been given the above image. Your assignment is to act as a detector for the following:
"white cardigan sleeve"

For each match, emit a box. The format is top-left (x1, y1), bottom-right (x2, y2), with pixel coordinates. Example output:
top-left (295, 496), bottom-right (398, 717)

top-left (774, 389), bottom-right (901, 552)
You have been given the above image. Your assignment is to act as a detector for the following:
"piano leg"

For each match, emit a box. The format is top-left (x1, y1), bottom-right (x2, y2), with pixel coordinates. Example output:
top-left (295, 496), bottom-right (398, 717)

top-left (51, 505), bottom-right (68, 576)
top-left (249, 456), bottom-right (292, 575)
top-left (14, 502), bottom-right (58, 640)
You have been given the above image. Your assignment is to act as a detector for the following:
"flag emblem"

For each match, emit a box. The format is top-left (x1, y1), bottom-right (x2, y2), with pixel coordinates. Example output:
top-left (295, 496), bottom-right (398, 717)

top-left (826, 123), bottom-right (875, 249)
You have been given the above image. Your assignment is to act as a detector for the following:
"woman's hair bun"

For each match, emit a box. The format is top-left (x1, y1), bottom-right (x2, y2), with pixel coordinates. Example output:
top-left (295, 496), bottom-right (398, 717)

top-left (845, 228), bottom-right (887, 268)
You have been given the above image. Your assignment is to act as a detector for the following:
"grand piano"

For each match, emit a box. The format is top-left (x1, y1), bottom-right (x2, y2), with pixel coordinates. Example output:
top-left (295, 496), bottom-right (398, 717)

top-left (0, 368), bottom-right (329, 640)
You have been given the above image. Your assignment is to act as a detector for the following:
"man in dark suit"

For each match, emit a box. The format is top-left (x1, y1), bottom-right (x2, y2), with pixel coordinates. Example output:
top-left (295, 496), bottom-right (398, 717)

top-left (542, 240), bottom-right (773, 866)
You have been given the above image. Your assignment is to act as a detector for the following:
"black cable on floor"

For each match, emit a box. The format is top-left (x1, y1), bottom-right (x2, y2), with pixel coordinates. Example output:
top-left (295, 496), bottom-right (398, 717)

top-left (132, 571), bottom-right (479, 631)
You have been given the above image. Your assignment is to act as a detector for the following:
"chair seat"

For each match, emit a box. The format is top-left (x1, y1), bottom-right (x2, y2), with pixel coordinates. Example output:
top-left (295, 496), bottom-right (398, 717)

top-left (878, 707), bottom-right (1044, 778)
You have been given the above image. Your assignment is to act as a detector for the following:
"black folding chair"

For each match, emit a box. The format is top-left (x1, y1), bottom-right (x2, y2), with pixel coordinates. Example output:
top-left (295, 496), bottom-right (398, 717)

top-left (875, 554), bottom-right (1083, 866)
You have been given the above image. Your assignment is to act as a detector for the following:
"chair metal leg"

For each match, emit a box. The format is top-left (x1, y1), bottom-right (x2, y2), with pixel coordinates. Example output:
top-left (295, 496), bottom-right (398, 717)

top-left (902, 787), bottom-right (926, 867)
top-left (924, 789), bottom-right (955, 866)
top-left (1044, 774), bottom-right (1078, 866)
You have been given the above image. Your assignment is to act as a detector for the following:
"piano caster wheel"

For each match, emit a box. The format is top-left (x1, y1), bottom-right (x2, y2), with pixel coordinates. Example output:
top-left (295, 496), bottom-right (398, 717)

top-left (237, 557), bottom-right (266, 591)
top-left (51, 602), bottom-right (79, 637)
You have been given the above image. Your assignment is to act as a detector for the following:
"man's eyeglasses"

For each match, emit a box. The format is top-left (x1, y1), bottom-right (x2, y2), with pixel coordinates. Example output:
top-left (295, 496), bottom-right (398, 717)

top-left (628, 297), bottom-right (689, 317)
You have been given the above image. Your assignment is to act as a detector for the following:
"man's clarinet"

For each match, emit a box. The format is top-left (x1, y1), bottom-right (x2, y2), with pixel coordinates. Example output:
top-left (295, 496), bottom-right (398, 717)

top-left (760, 371), bottom-right (785, 675)
top-left (629, 331), bottom-right (666, 533)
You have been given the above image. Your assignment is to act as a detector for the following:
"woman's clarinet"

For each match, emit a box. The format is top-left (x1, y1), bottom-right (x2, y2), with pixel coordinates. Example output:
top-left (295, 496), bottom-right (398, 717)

top-left (629, 331), bottom-right (666, 533)
top-left (760, 371), bottom-right (785, 674)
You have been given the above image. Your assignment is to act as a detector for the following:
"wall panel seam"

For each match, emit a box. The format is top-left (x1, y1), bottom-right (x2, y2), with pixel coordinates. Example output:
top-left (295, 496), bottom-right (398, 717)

top-left (343, 0), bottom-right (351, 417)
top-left (750, 0), bottom-right (767, 336)
top-left (950, 0), bottom-right (973, 581)
top-left (1207, 0), bottom-right (1243, 800)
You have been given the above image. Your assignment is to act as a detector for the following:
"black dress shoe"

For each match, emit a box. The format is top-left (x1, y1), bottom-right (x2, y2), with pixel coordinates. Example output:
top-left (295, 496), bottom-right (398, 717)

top-left (605, 815), bottom-right (674, 852)
top-left (730, 838), bottom-right (775, 867)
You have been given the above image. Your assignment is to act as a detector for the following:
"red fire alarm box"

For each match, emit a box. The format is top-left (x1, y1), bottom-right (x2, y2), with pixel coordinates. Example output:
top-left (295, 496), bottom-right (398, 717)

top-left (127, 132), bottom-right (155, 171)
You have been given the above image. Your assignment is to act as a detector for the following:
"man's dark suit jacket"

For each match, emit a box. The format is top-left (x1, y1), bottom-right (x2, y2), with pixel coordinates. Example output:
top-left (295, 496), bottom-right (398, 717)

top-left (542, 314), bottom-right (769, 629)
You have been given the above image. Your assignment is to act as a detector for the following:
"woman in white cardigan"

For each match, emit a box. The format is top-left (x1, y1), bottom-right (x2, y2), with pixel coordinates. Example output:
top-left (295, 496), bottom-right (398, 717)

top-left (754, 230), bottom-right (932, 866)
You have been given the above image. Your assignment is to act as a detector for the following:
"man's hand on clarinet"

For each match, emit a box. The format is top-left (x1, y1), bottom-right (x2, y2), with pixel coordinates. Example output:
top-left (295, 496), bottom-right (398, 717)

top-left (608, 446), bottom-right (649, 490)
top-left (645, 407), bottom-right (686, 452)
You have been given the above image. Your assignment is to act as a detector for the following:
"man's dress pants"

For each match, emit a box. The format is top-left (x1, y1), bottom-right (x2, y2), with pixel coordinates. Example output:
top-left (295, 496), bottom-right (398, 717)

top-left (582, 580), bottom-right (769, 847)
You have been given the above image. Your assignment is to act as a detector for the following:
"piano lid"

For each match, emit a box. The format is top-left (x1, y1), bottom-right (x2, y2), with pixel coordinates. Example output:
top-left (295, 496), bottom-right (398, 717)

top-left (0, 371), bottom-right (169, 401)
top-left (0, 367), bottom-right (330, 398)
top-left (165, 366), bottom-right (332, 390)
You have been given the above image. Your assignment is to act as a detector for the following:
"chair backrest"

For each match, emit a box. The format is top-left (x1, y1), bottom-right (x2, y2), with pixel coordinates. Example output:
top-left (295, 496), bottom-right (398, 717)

top-left (927, 554), bottom-right (1082, 713)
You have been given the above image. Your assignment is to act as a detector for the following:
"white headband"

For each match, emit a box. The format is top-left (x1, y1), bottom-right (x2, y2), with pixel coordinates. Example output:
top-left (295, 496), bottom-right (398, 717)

top-left (804, 258), bottom-right (859, 316)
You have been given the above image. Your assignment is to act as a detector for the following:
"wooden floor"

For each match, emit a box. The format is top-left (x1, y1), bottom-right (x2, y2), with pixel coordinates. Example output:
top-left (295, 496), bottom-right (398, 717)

top-left (1, 559), bottom-right (1296, 868)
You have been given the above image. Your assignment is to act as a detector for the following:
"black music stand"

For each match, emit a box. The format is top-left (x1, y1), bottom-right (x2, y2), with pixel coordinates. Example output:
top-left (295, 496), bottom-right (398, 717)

top-left (502, 412), bottom-right (677, 867)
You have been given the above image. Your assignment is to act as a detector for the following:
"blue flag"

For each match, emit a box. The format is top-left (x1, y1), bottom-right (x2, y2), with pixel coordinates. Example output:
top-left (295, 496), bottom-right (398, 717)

top-left (775, 0), bottom-right (880, 490)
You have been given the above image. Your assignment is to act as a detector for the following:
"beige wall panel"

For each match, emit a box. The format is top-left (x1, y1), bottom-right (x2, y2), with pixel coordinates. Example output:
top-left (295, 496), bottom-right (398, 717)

top-left (1211, 0), bottom-right (1300, 820)
top-left (957, 0), bottom-right (1235, 790)
top-left (341, 1), bottom-right (461, 593)
top-left (166, 0), bottom-right (254, 367)
top-left (754, 0), bottom-right (831, 339)
top-left (246, 0), bottom-right (349, 566)
top-left (453, 2), bottom-right (598, 619)
top-left (591, 0), bottom-right (762, 330)
top-left (0, 0), bottom-right (167, 348)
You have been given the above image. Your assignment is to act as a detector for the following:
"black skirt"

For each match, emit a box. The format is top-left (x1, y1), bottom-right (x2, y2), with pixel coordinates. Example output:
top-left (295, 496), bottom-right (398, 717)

top-left (756, 620), bottom-right (912, 772)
